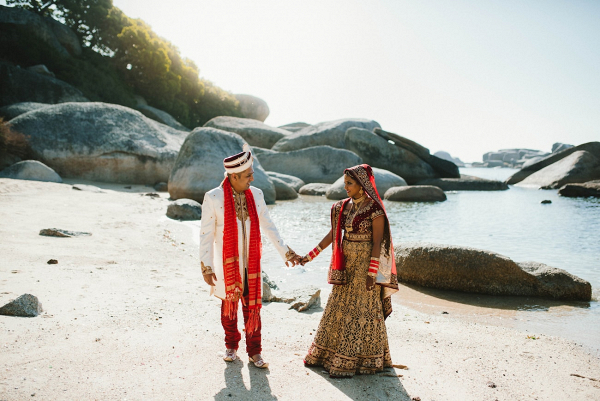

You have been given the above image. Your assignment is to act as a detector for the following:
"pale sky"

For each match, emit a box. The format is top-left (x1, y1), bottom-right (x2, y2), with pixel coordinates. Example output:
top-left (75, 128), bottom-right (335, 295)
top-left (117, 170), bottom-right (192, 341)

top-left (9, 0), bottom-right (600, 162)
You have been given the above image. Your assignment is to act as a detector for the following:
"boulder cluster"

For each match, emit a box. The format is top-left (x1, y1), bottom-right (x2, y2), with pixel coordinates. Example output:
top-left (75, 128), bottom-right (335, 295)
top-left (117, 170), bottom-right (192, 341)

top-left (504, 142), bottom-right (600, 196)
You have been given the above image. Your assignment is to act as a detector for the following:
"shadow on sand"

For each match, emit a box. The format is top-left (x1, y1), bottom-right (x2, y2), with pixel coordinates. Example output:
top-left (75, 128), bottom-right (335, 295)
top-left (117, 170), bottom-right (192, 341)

top-left (401, 283), bottom-right (591, 312)
top-left (303, 365), bottom-right (413, 401)
top-left (214, 360), bottom-right (276, 400)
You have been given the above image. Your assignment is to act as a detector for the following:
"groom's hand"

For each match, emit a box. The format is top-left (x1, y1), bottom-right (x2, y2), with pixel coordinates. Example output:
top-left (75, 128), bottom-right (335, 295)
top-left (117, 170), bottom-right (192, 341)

top-left (203, 273), bottom-right (217, 286)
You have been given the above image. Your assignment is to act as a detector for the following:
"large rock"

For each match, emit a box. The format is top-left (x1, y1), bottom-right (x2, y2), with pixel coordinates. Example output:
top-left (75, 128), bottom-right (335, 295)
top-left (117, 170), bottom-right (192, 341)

top-left (416, 175), bottom-right (508, 191)
top-left (204, 116), bottom-right (288, 149)
top-left (434, 151), bottom-right (465, 167)
top-left (266, 172), bottom-right (305, 192)
top-left (0, 5), bottom-right (81, 58)
top-left (505, 142), bottom-right (600, 185)
top-left (0, 294), bottom-right (43, 317)
top-left (0, 102), bottom-right (49, 120)
top-left (0, 62), bottom-right (88, 107)
top-left (166, 199), bottom-right (203, 220)
top-left (344, 128), bottom-right (437, 184)
top-left (373, 128), bottom-right (460, 178)
top-left (278, 122), bottom-right (311, 133)
top-left (325, 167), bottom-right (407, 200)
top-left (517, 151), bottom-right (600, 189)
top-left (298, 183), bottom-right (331, 196)
top-left (558, 181), bottom-right (600, 198)
top-left (395, 243), bottom-right (592, 301)
top-left (270, 176), bottom-right (298, 200)
top-left (257, 146), bottom-right (362, 184)
top-left (272, 118), bottom-right (380, 152)
top-left (234, 94), bottom-right (270, 122)
top-left (0, 160), bottom-right (62, 183)
top-left (168, 127), bottom-right (275, 204)
top-left (8, 102), bottom-right (187, 183)
top-left (384, 186), bottom-right (446, 202)
top-left (137, 104), bottom-right (190, 132)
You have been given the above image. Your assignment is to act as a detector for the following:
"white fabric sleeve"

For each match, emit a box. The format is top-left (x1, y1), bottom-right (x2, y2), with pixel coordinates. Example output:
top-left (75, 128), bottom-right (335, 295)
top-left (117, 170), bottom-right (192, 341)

top-left (255, 189), bottom-right (292, 262)
top-left (199, 192), bottom-right (216, 273)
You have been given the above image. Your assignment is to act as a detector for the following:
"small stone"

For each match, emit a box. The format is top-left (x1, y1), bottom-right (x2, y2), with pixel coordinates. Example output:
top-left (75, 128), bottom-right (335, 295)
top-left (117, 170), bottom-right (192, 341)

top-left (442, 311), bottom-right (449, 314)
top-left (124, 186), bottom-right (132, 189)
top-left (541, 200), bottom-right (552, 204)
top-left (0, 294), bottom-right (43, 317)
top-left (487, 381), bottom-right (497, 388)
top-left (72, 184), bottom-right (104, 193)
top-left (143, 192), bottom-right (160, 198)
top-left (39, 228), bottom-right (92, 237)
top-left (47, 259), bottom-right (58, 264)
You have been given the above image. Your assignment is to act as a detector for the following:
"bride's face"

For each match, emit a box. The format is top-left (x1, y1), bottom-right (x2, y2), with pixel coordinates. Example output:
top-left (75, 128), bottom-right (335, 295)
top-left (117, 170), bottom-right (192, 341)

top-left (344, 175), bottom-right (362, 199)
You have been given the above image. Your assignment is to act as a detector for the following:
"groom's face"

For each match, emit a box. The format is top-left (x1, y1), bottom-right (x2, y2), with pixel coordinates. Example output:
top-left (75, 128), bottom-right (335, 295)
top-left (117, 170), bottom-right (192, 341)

top-left (231, 166), bottom-right (255, 192)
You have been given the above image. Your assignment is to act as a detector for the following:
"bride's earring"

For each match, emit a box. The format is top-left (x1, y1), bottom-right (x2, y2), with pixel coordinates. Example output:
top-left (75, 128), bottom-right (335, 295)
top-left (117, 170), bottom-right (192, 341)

top-left (359, 188), bottom-right (364, 197)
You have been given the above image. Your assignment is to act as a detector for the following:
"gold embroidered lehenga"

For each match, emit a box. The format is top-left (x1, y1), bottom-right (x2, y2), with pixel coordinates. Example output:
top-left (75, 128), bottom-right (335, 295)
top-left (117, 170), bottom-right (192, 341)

top-left (304, 197), bottom-right (394, 377)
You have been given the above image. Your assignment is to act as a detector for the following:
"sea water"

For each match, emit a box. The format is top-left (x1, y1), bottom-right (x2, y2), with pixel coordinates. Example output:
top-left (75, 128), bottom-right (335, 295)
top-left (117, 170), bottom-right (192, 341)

top-left (260, 168), bottom-right (600, 350)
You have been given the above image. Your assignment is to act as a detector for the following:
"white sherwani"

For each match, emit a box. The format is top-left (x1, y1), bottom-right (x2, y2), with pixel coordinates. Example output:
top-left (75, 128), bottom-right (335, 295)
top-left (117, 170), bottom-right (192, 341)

top-left (199, 185), bottom-right (291, 299)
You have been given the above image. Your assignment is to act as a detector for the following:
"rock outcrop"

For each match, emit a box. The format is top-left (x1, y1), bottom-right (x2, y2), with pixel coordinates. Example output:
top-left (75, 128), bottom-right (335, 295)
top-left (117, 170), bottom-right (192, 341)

top-left (8, 102), bottom-right (187, 184)
top-left (266, 172), bottom-right (305, 192)
top-left (373, 128), bottom-right (460, 179)
top-left (0, 62), bottom-right (88, 107)
top-left (416, 175), bottom-right (508, 191)
top-left (168, 127), bottom-right (275, 204)
top-left (552, 143), bottom-right (573, 153)
top-left (272, 118), bottom-right (380, 152)
top-left (204, 116), bottom-right (288, 149)
top-left (558, 181), bottom-right (600, 198)
top-left (482, 148), bottom-right (549, 168)
top-left (395, 243), bottom-right (592, 301)
top-left (270, 176), bottom-right (298, 200)
top-left (434, 151), bottom-right (465, 167)
top-left (278, 122), bottom-right (311, 133)
top-left (0, 160), bottom-right (62, 183)
top-left (257, 146), bottom-right (362, 184)
top-left (516, 151), bottom-right (600, 189)
top-left (0, 5), bottom-right (81, 58)
top-left (345, 127), bottom-right (438, 184)
top-left (298, 183), bottom-right (331, 196)
top-left (136, 103), bottom-right (190, 132)
top-left (234, 94), bottom-right (270, 122)
top-left (0, 102), bottom-right (49, 120)
top-left (505, 142), bottom-right (600, 185)
top-left (384, 186), bottom-right (446, 202)
top-left (325, 167), bottom-right (407, 200)
top-left (166, 199), bottom-right (203, 220)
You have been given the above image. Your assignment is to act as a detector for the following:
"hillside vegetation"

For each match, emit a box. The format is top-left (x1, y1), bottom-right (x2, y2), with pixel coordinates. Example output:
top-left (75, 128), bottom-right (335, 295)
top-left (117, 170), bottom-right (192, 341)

top-left (2, 0), bottom-right (242, 127)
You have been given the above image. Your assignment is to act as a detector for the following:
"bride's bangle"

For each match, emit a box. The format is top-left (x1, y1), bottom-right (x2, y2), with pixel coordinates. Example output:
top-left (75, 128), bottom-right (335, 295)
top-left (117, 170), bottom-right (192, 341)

top-left (305, 245), bottom-right (323, 261)
top-left (368, 257), bottom-right (379, 277)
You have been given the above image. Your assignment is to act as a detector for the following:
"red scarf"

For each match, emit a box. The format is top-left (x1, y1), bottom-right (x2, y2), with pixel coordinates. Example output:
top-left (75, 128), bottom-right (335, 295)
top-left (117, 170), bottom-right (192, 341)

top-left (330, 198), bottom-right (351, 280)
top-left (222, 178), bottom-right (262, 335)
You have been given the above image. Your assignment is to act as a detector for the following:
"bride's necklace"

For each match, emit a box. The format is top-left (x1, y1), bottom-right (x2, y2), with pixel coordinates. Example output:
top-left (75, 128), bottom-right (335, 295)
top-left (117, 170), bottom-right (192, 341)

top-left (345, 194), bottom-right (367, 232)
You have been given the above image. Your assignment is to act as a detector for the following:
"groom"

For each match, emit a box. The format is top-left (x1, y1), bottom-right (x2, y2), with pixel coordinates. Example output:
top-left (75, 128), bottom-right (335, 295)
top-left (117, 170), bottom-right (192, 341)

top-left (199, 144), bottom-right (301, 368)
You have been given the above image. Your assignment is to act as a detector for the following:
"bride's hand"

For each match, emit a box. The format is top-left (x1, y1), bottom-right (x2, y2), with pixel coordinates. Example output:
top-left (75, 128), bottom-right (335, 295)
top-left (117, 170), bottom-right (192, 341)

top-left (300, 256), bottom-right (310, 266)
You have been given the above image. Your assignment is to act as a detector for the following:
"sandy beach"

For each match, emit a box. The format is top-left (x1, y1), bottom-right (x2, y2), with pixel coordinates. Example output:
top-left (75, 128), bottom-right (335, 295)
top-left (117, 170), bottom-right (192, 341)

top-left (1, 178), bottom-right (599, 401)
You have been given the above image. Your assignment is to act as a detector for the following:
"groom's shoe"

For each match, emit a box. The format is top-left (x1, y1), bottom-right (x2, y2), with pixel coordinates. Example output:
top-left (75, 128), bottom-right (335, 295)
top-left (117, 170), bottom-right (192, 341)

top-left (223, 349), bottom-right (237, 362)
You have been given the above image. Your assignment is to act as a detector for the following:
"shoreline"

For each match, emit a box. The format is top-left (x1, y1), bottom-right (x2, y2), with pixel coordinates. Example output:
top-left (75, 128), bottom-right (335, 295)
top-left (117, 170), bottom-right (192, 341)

top-left (1, 178), bottom-right (599, 400)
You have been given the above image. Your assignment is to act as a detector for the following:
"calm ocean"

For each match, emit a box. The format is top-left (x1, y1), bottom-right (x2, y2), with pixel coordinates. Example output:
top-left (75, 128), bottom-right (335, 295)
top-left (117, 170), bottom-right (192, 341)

top-left (258, 167), bottom-right (600, 351)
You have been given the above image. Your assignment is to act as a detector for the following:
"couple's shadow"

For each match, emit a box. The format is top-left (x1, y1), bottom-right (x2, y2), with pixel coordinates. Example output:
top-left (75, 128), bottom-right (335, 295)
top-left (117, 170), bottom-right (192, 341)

top-left (213, 359), bottom-right (411, 401)
top-left (214, 359), bottom-right (276, 400)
